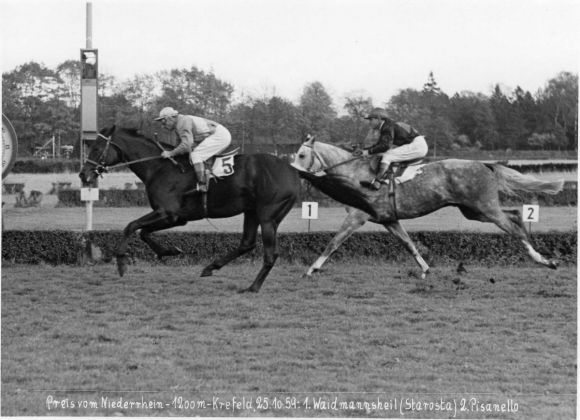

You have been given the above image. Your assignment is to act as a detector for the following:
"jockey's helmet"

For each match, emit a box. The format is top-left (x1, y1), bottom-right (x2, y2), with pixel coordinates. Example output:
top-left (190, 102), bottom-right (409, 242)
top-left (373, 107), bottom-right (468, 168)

top-left (155, 107), bottom-right (179, 121)
top-left (364, 107), bottom-right (389, 120)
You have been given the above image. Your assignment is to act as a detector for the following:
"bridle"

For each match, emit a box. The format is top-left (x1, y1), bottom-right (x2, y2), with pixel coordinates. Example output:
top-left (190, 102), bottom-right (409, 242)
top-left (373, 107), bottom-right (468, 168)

top-left (84, 133), bottom-right (163, 176)
top-left (300, 140), bottom-right (362, 175)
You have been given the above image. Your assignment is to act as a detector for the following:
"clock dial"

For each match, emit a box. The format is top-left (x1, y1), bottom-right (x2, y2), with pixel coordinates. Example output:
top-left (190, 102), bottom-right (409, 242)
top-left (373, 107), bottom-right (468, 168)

top-left (2, 114), bottom-right (18, 179)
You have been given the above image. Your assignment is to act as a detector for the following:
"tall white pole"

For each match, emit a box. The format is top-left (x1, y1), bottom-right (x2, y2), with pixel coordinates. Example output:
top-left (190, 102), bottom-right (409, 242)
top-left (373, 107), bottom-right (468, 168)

top-left (85, 1), bottom-right (94, 231)
top-left (86, 2), bottom-right (93, 49)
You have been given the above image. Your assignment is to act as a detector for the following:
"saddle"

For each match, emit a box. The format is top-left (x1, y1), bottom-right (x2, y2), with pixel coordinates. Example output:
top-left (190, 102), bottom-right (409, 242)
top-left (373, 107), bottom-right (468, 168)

top-left (186, 147), bottom-right (240, 217)
top-left (385, 157), bottom-right (425, 187)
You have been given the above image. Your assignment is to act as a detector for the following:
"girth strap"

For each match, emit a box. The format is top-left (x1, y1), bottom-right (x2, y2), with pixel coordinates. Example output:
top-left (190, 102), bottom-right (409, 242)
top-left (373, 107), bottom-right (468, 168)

top-left (386, 170), bottom-right (398, 220)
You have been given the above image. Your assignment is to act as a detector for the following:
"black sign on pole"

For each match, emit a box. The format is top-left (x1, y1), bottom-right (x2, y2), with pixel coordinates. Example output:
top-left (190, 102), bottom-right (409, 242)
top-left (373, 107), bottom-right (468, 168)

top-left (80, 48), bottom-right (98, 186)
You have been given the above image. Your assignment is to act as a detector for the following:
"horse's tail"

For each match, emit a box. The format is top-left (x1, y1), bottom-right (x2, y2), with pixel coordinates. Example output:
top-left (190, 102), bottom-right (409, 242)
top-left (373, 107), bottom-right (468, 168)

top-left (486, 163), bottom-right (564, 195)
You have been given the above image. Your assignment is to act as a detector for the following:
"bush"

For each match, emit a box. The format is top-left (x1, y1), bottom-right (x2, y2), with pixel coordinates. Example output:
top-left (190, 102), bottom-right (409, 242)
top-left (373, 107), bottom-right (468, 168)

top-left (2, 230), bottom-right (576, 266)
top-left (13, 159), bottom-right (80, 174)
top-left (57, 189), bottom-right (150, 207)
top-left (1, 231), bottom-right (83, 264)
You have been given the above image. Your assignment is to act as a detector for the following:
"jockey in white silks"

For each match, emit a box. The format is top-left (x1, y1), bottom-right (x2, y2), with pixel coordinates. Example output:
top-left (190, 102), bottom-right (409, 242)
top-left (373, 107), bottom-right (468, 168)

top-left (355, 107), bottom-right (428, 190)
top-left (155, 107), bottom-right (231, 194)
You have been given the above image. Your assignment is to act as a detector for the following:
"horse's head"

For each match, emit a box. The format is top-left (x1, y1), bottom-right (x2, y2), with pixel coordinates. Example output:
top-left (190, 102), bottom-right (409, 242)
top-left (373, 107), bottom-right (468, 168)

top-left (291, 134), bottom-right (355, 177)
top-left (79, 125), bottom-right (126, 186)
top-left (291, 135), bottom-right (327, 176)
top-left (291, 134), bottom-right (378, 217)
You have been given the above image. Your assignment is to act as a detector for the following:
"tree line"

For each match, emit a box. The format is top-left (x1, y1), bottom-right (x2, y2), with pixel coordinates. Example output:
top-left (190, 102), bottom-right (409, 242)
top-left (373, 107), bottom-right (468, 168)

top-left (2, 61), bottom-right (577, 158)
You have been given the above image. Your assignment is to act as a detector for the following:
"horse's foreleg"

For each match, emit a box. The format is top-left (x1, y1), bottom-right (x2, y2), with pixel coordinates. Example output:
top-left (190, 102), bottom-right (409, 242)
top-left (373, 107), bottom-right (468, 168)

top-left (384, 221), bottom-right (430, 278)
top-left (140, 220), bottom-right (187, 259)
top-left (306, 209), bottom-right (370, 277)
top-left (116, 210), bottom-right (177, 276)
top-left (200, 211), bottom-right (259, 277)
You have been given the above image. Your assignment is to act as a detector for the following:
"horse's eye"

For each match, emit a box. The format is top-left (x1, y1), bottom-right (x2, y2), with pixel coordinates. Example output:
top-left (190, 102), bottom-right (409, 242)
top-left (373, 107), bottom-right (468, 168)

top-left (298, 153), bottom-right (305, 159)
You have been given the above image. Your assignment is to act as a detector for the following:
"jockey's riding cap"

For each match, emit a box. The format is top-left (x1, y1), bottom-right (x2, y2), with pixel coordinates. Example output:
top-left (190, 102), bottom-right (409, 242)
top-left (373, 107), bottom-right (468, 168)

top-left (364, 107), bottom-right (390, 120)
top-left (155, 107), bottom-right (179, 121)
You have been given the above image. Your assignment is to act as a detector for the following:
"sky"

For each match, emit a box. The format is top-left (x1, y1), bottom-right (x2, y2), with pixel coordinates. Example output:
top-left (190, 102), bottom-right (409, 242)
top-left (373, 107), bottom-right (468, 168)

top-left (1, 0), bottom-right (579, 108)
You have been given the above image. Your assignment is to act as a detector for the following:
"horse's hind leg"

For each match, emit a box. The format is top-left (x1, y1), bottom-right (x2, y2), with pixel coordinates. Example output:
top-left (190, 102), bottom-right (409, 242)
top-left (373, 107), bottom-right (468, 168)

top-left (458, 205), bottom-right (557, 269)
top-left (242, 220), bottom-right (279, 293)
top-left (200, 210), bottom-right (259, 277)
top-left (383, 221), bottom-right (430, 278)
top-left (306, 208), bottom-right (370, 277)
top-left (242, 196), bottom-right (296, 293)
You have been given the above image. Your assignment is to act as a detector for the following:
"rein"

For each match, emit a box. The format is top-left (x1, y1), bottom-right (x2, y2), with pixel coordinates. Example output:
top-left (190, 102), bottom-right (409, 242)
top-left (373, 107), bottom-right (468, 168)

top-left (303, 142), bottom-right (362, 174)
top-left (85, 133), bottom-right (165, 174)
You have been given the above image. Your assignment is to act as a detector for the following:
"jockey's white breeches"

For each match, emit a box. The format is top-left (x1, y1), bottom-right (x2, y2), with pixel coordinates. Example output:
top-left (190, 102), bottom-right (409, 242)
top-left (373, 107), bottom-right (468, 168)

top-left (189, 124), bottom-right (232, 164)
top-left (380, 136), bottom-right (428, 165)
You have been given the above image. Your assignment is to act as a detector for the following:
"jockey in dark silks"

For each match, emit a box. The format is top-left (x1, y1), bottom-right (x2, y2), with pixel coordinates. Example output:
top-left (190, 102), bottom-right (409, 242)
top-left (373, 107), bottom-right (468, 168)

top-left (355, 107), bottom-right (428, 190)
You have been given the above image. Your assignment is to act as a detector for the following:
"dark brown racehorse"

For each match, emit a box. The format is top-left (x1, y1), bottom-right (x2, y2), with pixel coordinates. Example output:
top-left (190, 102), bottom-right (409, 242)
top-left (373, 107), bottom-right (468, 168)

top-left (79, 126), bottom-right (300, 292)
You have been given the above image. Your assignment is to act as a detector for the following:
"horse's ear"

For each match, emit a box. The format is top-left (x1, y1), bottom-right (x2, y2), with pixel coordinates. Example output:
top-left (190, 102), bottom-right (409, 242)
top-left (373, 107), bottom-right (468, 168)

top-left (305, 134), bottom-right (315, 146)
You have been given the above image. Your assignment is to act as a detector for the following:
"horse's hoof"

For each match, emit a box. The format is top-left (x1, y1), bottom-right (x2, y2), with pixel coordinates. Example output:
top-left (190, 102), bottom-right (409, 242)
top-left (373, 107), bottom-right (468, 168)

top-left (548, 260), bottom-right (559, 270)
top-left (200, 268), bottom-right (213, 277)
top-left (168, 246), bottom-right (183, 256)
top-left (116, 256), bottom-right (127, 277)
top-left (238, 287), bottom-right (259, 294)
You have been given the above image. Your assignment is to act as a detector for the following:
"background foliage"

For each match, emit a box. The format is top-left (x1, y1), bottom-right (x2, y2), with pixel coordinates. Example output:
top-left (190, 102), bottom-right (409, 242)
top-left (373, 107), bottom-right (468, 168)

top-left (3, 62), bottom-right (577, 158)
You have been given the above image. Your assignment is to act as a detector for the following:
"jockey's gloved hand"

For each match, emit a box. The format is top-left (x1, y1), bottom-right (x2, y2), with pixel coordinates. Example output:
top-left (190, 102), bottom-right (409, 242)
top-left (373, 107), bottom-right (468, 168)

top-left (161, 151), bottom-right (172, 159)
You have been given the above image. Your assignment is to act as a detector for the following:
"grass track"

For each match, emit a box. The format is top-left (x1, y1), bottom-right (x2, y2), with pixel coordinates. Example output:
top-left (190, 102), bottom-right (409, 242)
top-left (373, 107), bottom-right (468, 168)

top-left (1, 262), bottom-right (576, 418)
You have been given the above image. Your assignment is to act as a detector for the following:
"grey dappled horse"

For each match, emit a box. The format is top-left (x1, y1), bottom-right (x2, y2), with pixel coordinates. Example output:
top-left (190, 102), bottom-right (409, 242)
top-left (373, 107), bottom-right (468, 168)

top-left (291, 136), bottom-right (564, 278)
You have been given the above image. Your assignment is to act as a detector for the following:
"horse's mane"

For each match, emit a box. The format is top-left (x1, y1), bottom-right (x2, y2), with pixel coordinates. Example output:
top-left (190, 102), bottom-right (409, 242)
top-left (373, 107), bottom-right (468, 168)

top-left (298, 140), bottom-right (379, 217)
top-left (314, 140), bottom-right (381, 172)
top-left (108, 126), bottom-right (175, 150)
top-left (315, 140), bottom-right (353, 158)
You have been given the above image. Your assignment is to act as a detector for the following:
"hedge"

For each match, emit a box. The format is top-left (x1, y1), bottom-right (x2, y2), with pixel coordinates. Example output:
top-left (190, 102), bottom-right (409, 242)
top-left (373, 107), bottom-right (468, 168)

top-left (2, 230), bottom-right (576, 267)
top-left (57, 189), bottom-right (149, 207)
top-left (57, 181), bottom-right (578, 207)
top-left (13, 159), bottom-right (81, 174)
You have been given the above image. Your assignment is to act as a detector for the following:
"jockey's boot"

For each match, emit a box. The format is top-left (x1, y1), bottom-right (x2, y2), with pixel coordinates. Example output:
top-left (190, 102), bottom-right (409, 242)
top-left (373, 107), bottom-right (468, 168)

top-left (360, 163), bottom-right (389, 190)
top-left (184, 162), bottom-right (208, 196)
top-left (194, 162), bottom-right (208, 192)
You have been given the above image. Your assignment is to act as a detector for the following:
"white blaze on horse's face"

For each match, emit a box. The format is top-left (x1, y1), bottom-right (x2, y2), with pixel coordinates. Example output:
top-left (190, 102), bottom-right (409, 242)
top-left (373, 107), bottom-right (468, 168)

top-left (290, 144), bottom-right (312, 171)
top-left (291, 142), bottom-right (327, 176)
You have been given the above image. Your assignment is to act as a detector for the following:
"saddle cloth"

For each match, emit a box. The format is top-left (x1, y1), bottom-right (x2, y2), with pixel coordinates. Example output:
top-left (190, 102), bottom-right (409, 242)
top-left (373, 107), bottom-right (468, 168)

top-left (205, 147), bottom-right (239, 179)
top-left (384, 159), bottom-right (426, 185)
